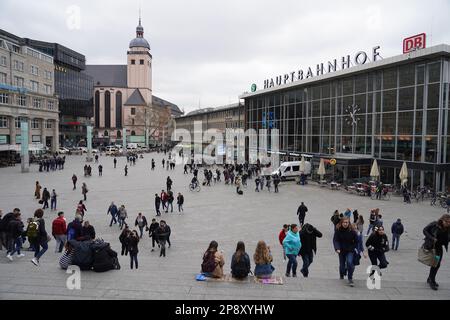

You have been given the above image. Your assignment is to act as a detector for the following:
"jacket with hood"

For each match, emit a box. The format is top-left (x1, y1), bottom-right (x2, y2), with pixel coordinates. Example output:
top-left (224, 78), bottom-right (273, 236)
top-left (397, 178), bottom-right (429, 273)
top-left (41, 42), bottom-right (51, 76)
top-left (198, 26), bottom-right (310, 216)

top-left (299, 224), bottom-right (322, 256)
top-left (283, 230), bottom-right (301, 255)
top-left (391, 221), bottom-right (404, 235)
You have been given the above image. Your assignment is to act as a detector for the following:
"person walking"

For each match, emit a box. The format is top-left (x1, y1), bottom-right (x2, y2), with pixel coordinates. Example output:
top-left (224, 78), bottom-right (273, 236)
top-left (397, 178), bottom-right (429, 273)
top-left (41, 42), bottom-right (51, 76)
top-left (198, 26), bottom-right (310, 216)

top-left (366, 209), bottom-right (378, 236)
top-left (107, 202), bottom-right (118, 227)
top-left (283, 224), bottom-right (301, 277)
top-left (331, 210), bottom-right (341, 231)
top-left (162, 158), bottom-right (165, 168)
top-left (5, 211), bottom-right (25, 261)
top-left (148, 218), bottom-right (160, 252)
top-left (81, 183), bottom-right (88, 201)
top-left (265, 175), bottom-right (272, 192)
top-left (183, 164), bottom-right (188, 174)
top-left (119, 226), bottom-right (131, 256)
top-left (167, 190), bottom-right (174, 213)
top-left (98, 164), bottom-right (103, 176)
top-left (151, 159), bottom-right (155, 170)
top-left (113, 157), bottom-right (117, 168)
top-left (135, 213), bottom-right (148, 239)
top-left (76, 200), bottom-right (87, 218)
top-left (51, 212), bottom-right (67, 253)
top-left (299, 223), bottom-right (323, 278)
top-left (423, 214), bottom-right (450, 290)
top-left (356, 215), bottom-right (365, 234)
top-left (255, 175), bottom-right (260, 192)
top-left (278, 224), bottom-right (289, 260)
top-left (391, 218), bottom-right (404, 251)
top-left (50, 189), bottom-right (57, 211)
top-left (230, 241), bottom-right (251, 279)
top-left (155, 194), bottom-right (162, 216)
top-left (118, 205), bottom-right (128, 230)
top-left (273, 174), bottom-right (280, 193)
top-left (29, 209), bottom-right (49, 266)
top-left (128, 230), bottom-right (139, 269)
top-left (34, 181), bottom-right (42, 200)
top-left (41, 188), bottom-right (50, 209)
top-left (333, 217), bottom-right (358, 287)
top-left (72, 174), bottom-right (78, 190)
top-left (297, 202), bottom-right (308, 227)
top-left (155, 220), bottom-right (170, 257)
top-left (366, 226), bottom-right (390, 276)
top-left (166, 176), bottom-right (173, 192)
top-left (177, 193), bottom-right (184, 213)
top-left (161, 190), bottom-right (168, 212)
top-left (124, 165), bottom-right (128, 176)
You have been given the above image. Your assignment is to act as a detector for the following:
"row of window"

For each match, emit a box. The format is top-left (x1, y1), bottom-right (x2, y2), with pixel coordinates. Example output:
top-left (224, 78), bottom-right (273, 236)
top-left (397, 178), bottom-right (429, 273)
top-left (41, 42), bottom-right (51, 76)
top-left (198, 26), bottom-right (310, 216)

top-left (0, 56), bottom-right (53, 80)
top-left (0, 116), bottom-right (53, 129)
top-left (0, 92), bottom-right (56, 110)
top-left (0, 73), bottom-right (52, 94)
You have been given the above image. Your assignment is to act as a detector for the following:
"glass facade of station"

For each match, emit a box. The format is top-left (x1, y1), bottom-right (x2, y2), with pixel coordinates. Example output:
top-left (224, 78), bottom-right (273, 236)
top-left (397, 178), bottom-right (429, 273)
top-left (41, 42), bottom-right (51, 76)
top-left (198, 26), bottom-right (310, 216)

top-left (245, 56), bottom-right (450, 191)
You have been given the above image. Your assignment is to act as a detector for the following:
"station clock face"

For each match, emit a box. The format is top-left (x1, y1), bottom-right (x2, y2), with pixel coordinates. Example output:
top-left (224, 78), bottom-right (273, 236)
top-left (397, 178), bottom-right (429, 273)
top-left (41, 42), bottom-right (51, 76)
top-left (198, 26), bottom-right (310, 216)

top-left (345, 104), bottom-right (361, 126)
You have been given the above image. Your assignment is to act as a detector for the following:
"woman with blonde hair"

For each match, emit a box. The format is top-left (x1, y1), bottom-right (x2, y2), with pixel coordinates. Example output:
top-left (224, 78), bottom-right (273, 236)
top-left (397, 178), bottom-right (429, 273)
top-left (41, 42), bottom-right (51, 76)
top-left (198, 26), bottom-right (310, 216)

top-left (253, 241), bottom-right (274, 279)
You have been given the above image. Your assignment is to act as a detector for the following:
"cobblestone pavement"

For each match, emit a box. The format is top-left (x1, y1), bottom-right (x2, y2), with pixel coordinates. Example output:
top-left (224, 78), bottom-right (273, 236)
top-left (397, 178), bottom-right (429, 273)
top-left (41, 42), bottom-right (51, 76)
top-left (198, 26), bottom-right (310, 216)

top-left (0, 153), bottom-right (449, 299)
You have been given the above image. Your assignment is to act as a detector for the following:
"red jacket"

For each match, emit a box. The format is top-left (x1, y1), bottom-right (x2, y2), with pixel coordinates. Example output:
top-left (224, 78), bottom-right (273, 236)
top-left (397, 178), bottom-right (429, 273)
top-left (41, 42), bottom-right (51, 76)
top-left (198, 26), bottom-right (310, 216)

top-left (161, 192), bottom-right (168, 201)
top-left (52, 217), bottom-right (67, 236)
top-left (279, 229), bottom-right (287, 245)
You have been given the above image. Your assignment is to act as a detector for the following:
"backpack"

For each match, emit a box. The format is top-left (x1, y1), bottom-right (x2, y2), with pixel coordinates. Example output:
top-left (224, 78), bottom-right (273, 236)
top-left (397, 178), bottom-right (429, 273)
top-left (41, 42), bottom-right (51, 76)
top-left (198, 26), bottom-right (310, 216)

top-left (201, 251), bottom-right (217, 273)
top-left (67, 226), bottom-right (76, 241)
top-left (27, 219), bottom-right (40, 240)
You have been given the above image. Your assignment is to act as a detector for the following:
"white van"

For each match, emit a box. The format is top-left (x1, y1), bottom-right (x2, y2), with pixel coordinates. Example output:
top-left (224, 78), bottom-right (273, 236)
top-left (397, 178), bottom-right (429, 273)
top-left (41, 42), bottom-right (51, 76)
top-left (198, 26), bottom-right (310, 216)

top-left (272, 161), bottom-right (311, 180)
top-left (105, 146), bottom-right (118, 155)
top-left (127, 143), bottom-right (138, 150)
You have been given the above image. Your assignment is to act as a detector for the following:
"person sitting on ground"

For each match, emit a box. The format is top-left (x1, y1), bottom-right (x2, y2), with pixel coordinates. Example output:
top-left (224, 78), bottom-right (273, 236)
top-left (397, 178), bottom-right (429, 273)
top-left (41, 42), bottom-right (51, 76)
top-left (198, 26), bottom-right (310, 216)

top-left (253, 240), bottom-right (274, 279)
top-left (81, 221), bottom-right (96, 241)
top-left (59, 242), bottom-right (74, 270)
top-left (230, 241), bottom-right (251, 279)
top-left (201, 240), bottom-right (225, 278)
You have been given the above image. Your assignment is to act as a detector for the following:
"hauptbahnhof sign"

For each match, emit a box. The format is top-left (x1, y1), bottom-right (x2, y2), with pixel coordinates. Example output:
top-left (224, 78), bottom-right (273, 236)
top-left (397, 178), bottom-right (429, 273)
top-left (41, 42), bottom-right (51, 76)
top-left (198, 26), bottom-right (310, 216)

top-left (262, 46), bottom-right (382, 89)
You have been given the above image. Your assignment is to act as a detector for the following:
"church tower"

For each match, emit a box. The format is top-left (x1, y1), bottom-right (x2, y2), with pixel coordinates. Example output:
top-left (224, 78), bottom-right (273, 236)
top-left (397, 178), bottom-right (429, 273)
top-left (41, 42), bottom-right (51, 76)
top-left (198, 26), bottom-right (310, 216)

top-left (127, 16), bottom-right (152, 103)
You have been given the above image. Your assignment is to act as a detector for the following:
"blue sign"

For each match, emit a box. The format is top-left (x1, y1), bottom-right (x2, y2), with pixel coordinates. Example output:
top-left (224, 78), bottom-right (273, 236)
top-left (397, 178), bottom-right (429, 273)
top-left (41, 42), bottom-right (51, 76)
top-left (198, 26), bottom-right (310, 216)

top-left (268, 111), bottom-right (275, 129)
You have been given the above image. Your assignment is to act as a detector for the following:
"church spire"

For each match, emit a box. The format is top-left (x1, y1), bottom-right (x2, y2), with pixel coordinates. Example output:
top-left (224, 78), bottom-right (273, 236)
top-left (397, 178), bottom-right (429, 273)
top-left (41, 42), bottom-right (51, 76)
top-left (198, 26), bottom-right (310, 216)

top-left (136, 9), bottom-right (144, 38)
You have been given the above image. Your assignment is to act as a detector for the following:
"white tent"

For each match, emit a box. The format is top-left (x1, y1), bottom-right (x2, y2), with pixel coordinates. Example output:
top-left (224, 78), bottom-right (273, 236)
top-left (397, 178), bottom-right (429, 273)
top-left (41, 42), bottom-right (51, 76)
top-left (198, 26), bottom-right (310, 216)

top-left (399, 162), bottom-right (408, 186)
top-left (370, 159), bottom-right (380, 179)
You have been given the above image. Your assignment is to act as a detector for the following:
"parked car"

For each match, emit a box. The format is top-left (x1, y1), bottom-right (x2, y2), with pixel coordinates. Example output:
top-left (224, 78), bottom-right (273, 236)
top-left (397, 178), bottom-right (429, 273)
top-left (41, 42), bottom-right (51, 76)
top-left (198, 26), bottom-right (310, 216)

top-left (58, 147), bottom-right (70, 154)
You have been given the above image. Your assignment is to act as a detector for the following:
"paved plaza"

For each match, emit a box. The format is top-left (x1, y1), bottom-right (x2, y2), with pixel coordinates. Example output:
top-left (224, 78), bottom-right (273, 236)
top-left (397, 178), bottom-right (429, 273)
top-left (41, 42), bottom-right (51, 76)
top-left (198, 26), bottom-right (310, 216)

top-left (0, 153), bottom-right (449, 300)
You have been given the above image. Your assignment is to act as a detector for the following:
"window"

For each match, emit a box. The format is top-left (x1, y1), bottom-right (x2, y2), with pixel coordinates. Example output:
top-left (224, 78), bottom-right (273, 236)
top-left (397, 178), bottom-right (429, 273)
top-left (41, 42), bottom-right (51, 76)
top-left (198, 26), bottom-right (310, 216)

top-left (30, 81), bottom-right (39, 92)
top-left (131, 59), bottom-right (136, 65)
top-left (33, 98), bottom-right (41, 109)
top-left (131, 130), bottom-right (136, 136)
top-left (14, 76), bottom-right (24, 88)
top-left (30, 65), bottom-right (39, 76)
top-left (14, 60), bottom-right (24, 71)
top-left (47, 100), bottom-right (54, 110)
top-left (31, 119), bottom-right (40, 129)
top-left (0, 93), bottom-right (9, 104)
top-left (44, 84), bottom-right (52, 94)
top-left (0, 116), bottom-right (7, 128)
top-left (45, 70), bottom-right (52, 80)
top-left (131, 119), bottom-right (135, 125)
top-left (18, 96), bottom-right (26, 106)
top-left (0, 72), bottom-right (6, 84)
top-left (15, 118), bottom-right (22, 128)
top-left (0, 56), bottom-right (6, 66)
top-left (131, 108), bottom-right (136, 115)
top-left (45, 120), bottom-right (52, 129)
top-left (140, 59), bottom-right (144, 65)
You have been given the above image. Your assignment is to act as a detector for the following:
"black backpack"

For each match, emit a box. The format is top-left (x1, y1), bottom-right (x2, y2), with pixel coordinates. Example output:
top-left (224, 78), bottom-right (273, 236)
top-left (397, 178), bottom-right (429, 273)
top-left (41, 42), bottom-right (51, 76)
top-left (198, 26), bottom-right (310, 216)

top-left (201, 251), bottom-right (217, 273)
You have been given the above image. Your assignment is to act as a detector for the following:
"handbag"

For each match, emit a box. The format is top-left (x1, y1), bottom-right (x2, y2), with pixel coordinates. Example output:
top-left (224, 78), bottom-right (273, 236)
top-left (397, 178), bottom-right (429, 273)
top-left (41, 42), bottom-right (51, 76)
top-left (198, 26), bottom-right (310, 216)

top-left (353, 250), bottom-right (361, 266)
top-left (418, 245), bottom-right (439, 267)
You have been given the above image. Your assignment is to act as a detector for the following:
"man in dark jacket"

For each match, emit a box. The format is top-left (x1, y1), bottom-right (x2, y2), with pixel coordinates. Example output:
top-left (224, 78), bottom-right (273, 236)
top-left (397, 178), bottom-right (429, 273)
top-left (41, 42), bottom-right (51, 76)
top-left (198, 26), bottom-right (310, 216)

top-left (6, 211), bottom-right (25, 261)
top-left (0, 208), bottom-right (19, 253)
top-left (155, 220), bottom-right (170, 257)
top-left (42, 188), bottom-right (51, 209)
top-left (333, 218), bottom-right (358, 286)
top-left (148, 219), bottom-right (160, 252)
top-left (177, 193), bottom-right (184, 213)
top-left (67, 216), bottom-right (83, 241)
top-left (81, 221), bottom-right (96, 240)
top-left (107, 202), bottom-right (118, 227)
top-left (299, 223), bottom-right (323, 277)
top-left (297, 202), bottom-right (308, 226)
top-left (391, 218), bottom-right (404, 250)
top-left (155, 194), bottom-right (161, 216)
top-left (423, 215), bottom-right (450, 290)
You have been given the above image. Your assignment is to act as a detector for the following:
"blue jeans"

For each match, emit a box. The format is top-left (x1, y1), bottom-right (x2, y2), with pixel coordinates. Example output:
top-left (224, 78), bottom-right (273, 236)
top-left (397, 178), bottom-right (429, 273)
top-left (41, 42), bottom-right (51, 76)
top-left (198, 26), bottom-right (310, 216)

top-left (366, 223), bottom-right (375, 235)
top-left (119, 217), bottom-right (126, 229)
top-left (338, 251), bottom-right (355, 280)
top-left (130, 253), bottom-right (138, 269)
top-left (9, 237), bottom-right (23, 255)
top-left (392, 234), bottom-right (400, 250)
top-left (109, 214), bottom-right (117, 226)
top-left (286, 254), bottom-right (298, 275)
top-left (34, 241), bottom-right (48, 260)
top-left (301, 252), bottom-right (314, 277)
top-left (51, 199), bottom-right (57, 210)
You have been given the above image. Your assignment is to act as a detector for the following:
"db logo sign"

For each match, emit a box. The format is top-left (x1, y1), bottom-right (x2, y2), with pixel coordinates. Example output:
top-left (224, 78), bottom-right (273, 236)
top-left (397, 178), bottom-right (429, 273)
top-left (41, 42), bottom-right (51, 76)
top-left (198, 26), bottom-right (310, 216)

top-left (403, 33), bottom-right (426, 54)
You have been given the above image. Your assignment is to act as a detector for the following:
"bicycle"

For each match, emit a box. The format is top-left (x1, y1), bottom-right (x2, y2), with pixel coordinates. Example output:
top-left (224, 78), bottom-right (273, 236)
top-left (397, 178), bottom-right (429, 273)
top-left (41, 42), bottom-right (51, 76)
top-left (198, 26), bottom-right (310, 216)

top-left (189, 182), bottom-right (200, 192)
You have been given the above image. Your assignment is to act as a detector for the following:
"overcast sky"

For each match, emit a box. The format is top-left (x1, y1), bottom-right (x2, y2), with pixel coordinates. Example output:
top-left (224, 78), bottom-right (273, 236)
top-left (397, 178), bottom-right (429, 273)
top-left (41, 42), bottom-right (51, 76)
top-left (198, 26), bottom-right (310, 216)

top-left (1, 0), bottom-right (449, 113)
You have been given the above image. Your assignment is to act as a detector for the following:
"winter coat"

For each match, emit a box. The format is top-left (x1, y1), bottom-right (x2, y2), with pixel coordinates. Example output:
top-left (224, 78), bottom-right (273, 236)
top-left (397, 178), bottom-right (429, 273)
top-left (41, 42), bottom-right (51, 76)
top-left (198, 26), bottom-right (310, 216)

top-left (297, 205), bottom-right (308, 218)
top-left (67, 220), bottom-right (83, 240)
top-left (7, 218), bottom-right (24, 239)
top-left (127, 236), bottom-right (139, 254)
top-left (52, 216), bottom-right (67, 236)
top-left (42, 190), bottom-right (50, 201)
top-left (177, 195), bottom-right (184, 205)
top-left (107, 205), bottom-right (118, 216)
top-left (283, 230), bottom-right (301, 255)
top-left (423, 221), bottom-right (450, 253)
top-left (202, 250), bottom-right (225, 278)
top-left (333, 227), bottom-right (358, 253)
top-left (391, 222), bottom-right (404, 235)
top-left (118, 208), bottom-right (127, 219)
top-left (148, 222), bottom-right (159, 237)
top-left (81, 225), bottom-right (96, 240)
top-left (230, 252), bottom-right (251, 278)
top-left (135, 216), bottom-right (148, 228)
top-left (299, 224), bottom-right (322, 256)
top-left (366, 233), bottom-right (389, 252)
top-left (278, 229), bottom-right (286, 246)
top-left (156, 225), bottom-right (170, 242)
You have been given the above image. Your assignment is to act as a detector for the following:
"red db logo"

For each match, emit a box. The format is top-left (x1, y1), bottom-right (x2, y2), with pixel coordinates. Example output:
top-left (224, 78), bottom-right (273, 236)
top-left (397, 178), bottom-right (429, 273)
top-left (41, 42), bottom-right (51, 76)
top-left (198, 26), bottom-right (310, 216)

top-left (403, 33), bottom-right (426, 54)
